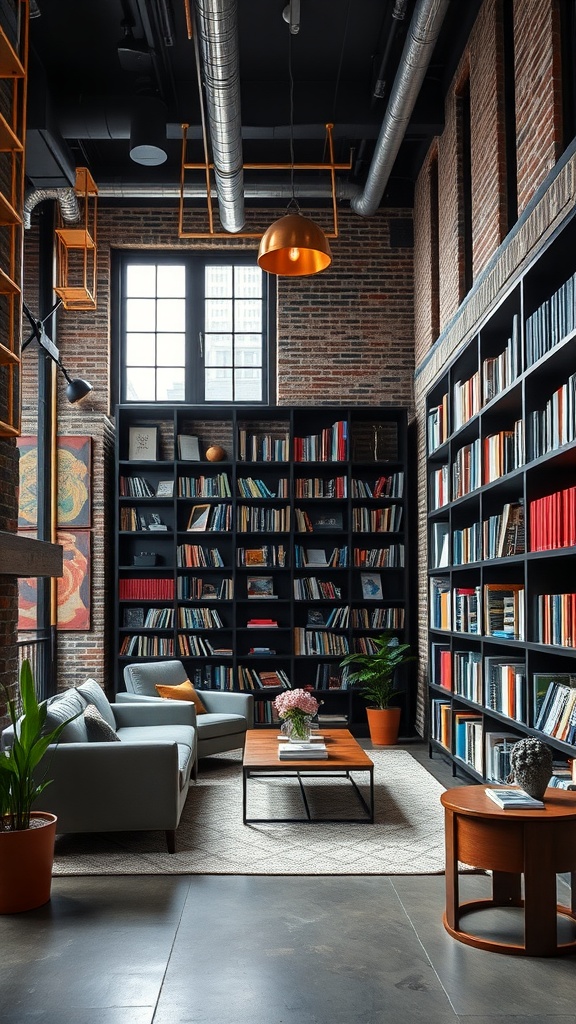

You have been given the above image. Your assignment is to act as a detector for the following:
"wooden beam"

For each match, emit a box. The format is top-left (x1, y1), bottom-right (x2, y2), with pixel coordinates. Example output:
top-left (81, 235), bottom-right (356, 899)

top-left (0, 531), bottom-right (63, 577)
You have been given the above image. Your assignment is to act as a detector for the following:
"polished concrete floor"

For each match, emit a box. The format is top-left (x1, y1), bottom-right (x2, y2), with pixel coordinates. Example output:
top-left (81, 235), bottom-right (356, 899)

top-left (1, 745), bottom-right (575, 1024)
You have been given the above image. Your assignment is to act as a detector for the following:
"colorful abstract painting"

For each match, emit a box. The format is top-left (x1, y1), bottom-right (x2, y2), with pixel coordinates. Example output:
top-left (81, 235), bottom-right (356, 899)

top-left (18, 529), bottom-right (91, 632)
top-left (17, 436), bottom-right (92, 529)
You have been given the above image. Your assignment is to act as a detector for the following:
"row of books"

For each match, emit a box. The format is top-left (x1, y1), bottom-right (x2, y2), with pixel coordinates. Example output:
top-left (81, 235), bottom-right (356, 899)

top-left (294, 545), bottom-right (348, 567)
top-left (525, 268), bottom-right (576, 367)
top-left (536, 593), bottom-right (576, 647)
top-left (178, 473), bottom-right (232, 498)
top-left (120, 507), bottom-right (169, 532)
top-left (351, 473), bottom-right (404, 498)
top-left (189, 665), bottom-right (234, 690)
top-left (237, 667), bottom-right (291, 691)
top-left (176, 544), bottom-right (225, 568)
top-left (119, 635), bottom-right (175, 656)
top-left (177, 635), bottom-right (233, 657)
top-left (530, 485), bottom-right (576, 551)
top-left (237, 430), bottom-right (289, 463)
top-left (178, 607), bottom-right (224, 629)
top-left (452, 438), bottom-right (481, 499)
top-left (429, 578), bottom-right (525, 638)
top-left (119, 475), bottom-right (156, 497)
top-left (237, 544), bottom-right (287, 567)
top-left (352, 505), bottom-right (403, 532)
top-left (293, 577), bottom-right (343, 600)
top-left (530, 371), bottom-right (576, 458)
top-left (351, 606), bottom-right (405, 629)
top-left (314, 663), bottom-right (349, 689)
top-left (237, 477), bottom-right (288, 498)
top-left (293, 420), bottom-right (348, 462)
top-left (186, 503), bottom-right (232, 532)
top-left (431, 502), bottom-right (525, 569)
top-left (434, 647), bottom-right (526, 723)
top-left (295, 476), bottom-right (347, 498)
top-left (427, 393), bottom-right (449, 452)
top-left (176, 577), bottom-right (233, 600)
top-left (431, 699), bottom-right (518, 781)
top-left (119, 578), bottom-right (175, 600)
top-left (453, 370), bottom-right (481, 431)
top-left (484, 421), bottom-right (525, 482)
top-left (534, 675), bottom-right (576, 742)
top-left (237, 505), bottom-right (290, 532)
top-left (482, 318), bottom-right (520, 402)
top-left (293, 629), bottom-right (350, 656)
top-left (353, 544), bottom-right (404, 567)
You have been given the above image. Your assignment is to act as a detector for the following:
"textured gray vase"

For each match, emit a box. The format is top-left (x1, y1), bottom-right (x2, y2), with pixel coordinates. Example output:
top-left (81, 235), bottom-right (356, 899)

top-left (509, 737), bottom-right (553, 799)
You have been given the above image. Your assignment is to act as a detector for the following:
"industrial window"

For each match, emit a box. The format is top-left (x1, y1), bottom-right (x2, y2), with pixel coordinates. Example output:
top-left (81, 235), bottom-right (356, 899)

top-left (113, 252), bottom-right (275, 405)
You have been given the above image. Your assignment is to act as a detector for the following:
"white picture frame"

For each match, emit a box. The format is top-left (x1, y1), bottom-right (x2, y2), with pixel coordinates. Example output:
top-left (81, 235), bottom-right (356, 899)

top-left (128, 426), bottom-right (158, 461)
top-left (361, 572), bottom-right (383, 600)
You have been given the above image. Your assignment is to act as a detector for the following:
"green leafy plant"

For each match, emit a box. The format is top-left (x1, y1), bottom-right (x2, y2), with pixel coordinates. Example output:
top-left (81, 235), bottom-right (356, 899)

top-left (340, 632), bottom-right (414, 710)
top-left (0, 659), bottom-right (78, 831)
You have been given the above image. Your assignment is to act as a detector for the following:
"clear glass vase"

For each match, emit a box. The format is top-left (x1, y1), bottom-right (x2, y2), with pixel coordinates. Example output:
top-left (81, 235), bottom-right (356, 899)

top-left (282, 715), bottom-right (313, 743)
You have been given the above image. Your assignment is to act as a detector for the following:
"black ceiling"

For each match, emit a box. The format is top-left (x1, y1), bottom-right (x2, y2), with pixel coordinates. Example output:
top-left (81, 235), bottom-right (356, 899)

top-left (25, 0), bottom-right (483, 211)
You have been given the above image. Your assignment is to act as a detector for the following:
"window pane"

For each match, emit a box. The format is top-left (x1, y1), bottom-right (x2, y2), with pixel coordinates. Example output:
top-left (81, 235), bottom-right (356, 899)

top-left (234, 334), bottom-right (262, 367)
top-left (126, 265), bottom-right (156, 296)
top-left (156, 334), bottom-right (186, 365)
top-left (157, 298), bottom-right (186, 331)
top-left (205, 266), bottom-right (232, 297)
top-left (235, 368), bottom-right (262, 402)
top-left (126, 298), bottom-right (156, 331)
top-left (125, 367), bottom-right (156, 401)
top-left (205, 367), bottom-right (233, 401)
top-left (126, 333), bottom-right (156, 365)
top-left (235, 299), bottom-right (262, 331)
top-left (205, 333), bottom-right (232, 366)
top-left (234, 265), bottom-right (262, 298)
top-left (205, 298), bottom-right (233, 332)
top-left (157, 265), bottom-right (186, 297)
top-left (157, 368), bottom-right (185, 401)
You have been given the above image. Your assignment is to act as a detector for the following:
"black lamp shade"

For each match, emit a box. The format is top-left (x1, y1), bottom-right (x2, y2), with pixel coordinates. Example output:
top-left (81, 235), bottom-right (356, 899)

top-left (130, 96), bottom-right (168, 166)
top-left (66, 378), bottom-right (93, 404)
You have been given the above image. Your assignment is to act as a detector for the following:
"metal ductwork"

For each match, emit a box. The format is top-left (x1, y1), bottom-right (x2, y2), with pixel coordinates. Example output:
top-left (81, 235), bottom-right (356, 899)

top-left (352, 0), bottom-right (450, 217)
top-left (194, 0), bottom-right (245, 233)
top-left (94, 179), bottom-right (360, 201)
top-left (23, 187), bottom-right (81, 229)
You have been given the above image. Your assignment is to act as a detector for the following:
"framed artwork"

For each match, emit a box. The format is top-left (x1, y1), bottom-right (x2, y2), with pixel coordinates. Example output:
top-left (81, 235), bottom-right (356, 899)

top-left (17, 436), bottom-right (92, 529)
top-left (187, 504), bottom-right (210, 531)
top-left (129, 425), bottom-right (158, 461)
top-left (247, 575), bottom-right (276, 598)
top-left (156, 480), bottom-right (175, 497)
top-left (17, 528), bottom-right (91, 631)
top-left (361, 572), bottom-right (383, 600)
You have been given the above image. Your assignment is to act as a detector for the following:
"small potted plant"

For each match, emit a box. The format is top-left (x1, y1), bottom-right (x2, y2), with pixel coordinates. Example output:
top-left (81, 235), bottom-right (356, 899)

top-left (0, 659), bottom-right (78, 913)
top-left (340, 632), bottom-right (414, 745)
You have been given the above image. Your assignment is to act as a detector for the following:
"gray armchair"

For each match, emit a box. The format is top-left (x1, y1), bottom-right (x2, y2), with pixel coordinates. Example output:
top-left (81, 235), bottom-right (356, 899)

top-left (120, 660), bottom-right (253, 759)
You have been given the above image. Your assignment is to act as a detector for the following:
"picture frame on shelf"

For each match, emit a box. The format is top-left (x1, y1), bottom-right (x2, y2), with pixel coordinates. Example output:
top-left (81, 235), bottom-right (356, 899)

top-left (178, 434), bottom-right (201, 461)
top-left (201, 581), bottom-right (218, 599)
top-left (247, 575), bottom-right (276, 598)
top-left (361, 572), bottom-right (383, 600)
top-left (309, 509), bottom-right (343, 531)
top-left (187, 504), bottom-right (211, 531)
top-left (307, 608), bottom-right (327, 627)
top-left (123, 607), bottom-right (145, 627)
top-left (129, 426), bottom-right (158, 461)
top-left (156, 480), bottom-right (174, 497)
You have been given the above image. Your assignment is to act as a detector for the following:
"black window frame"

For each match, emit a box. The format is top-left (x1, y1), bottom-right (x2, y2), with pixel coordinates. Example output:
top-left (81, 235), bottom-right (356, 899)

top-left (111, 249), bottom-right (276, 407)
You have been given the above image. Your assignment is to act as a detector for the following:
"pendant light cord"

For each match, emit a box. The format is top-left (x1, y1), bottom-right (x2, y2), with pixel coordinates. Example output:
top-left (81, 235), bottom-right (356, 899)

top-left (288, 28), bottom-right (299, 213)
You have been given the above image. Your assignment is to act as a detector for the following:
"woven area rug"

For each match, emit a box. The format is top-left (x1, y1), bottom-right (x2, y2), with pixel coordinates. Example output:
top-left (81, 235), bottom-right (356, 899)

top-left (52, 748), bottom-right (450, 876)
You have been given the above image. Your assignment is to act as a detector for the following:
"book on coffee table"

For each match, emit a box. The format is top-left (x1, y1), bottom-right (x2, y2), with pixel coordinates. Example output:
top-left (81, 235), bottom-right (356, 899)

top-left (278, 743), bottom-right (328, 760)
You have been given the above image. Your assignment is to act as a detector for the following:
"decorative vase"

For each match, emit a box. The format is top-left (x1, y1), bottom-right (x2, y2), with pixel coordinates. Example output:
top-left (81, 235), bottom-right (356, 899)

top-left (282, 715), bottom-right (313, 743)
top-left (509, 737), bottom-right (553, 799)
top-left (366, 707), bottom-right (401, 746)
top-left (0, 812), bottom-right (57, 914)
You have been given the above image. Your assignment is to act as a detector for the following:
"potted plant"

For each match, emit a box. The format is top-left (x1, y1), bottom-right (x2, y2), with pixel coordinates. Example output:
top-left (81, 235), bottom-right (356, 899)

top-left (340, 632), bottom-right (414, 745)
top-left (0, 659), bottom-right (78, 913)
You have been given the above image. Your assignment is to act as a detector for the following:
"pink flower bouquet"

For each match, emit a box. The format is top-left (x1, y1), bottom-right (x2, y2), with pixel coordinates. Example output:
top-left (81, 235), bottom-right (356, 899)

top-left (274, 688), bottom-right (319, 740)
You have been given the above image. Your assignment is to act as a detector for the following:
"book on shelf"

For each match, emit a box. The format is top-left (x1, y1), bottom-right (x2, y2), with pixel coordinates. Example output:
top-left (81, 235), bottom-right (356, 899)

top-left (484, 732), bottom-right (519, 782)
top-left (430, 522), bottom-right (449, 568)
top-left (178, 434), bottom-right (201, 461)
top-left (485, 787), bottom-right (544, 809)
top-left (484, 658), bottom-right (525, 722)
top-left (430, 643), bottom-right (451, 690)
top-left (246, 575), bottom-right (277, 598)
top-left (247, 618), bottom-right (278, 628)
top-left (317, 712), bottom-right (348, 724)
top-left (484, 583), bottom-right (524, 639)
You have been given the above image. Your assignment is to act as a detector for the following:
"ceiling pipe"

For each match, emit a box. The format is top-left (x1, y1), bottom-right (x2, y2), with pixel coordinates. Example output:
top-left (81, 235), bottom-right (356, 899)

top-left (23, 186), bottom-right (80, 229)
top-left (193, 0), bottom-right (245, 233)
top-left (352, 0), bottom-right (449, 217)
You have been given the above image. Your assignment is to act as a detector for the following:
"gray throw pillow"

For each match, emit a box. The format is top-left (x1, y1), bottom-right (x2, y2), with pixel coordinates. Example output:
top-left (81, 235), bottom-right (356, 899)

top-left (76, 679), bottom-right (117, 730)
top-left (83, 703), bottom-right (121, 742)
top-left (43, 689), bottom-right (89, 743)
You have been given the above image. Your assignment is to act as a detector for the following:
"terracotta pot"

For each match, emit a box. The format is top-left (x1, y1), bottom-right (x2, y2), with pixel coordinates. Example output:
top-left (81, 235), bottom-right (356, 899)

top-left (366, 707), bottom-right (401, 746)
top-left (0, 812), bottom-right (57, 914)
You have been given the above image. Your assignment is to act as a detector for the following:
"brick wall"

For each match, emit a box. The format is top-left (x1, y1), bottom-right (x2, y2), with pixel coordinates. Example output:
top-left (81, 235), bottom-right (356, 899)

top-left (19, 202), bottom-right (414, 693)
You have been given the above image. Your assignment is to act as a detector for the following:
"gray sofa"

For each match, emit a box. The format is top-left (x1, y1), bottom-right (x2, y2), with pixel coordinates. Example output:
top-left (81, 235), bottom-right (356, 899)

top-left (1, 679), bottom-right (196, 852)
top-left (120, 660), bottom-right (253, 758)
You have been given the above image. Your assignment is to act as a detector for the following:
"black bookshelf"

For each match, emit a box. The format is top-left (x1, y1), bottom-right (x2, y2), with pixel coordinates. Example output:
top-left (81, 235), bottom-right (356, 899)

top-left (114, 404), bottom-right (412, 730)
top-left (426, 210), bottom-right (576, 782)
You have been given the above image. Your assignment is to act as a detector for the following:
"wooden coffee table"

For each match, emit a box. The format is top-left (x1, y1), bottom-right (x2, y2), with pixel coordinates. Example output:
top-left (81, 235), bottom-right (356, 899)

top-left (242, 728), bottom-right (374, 824)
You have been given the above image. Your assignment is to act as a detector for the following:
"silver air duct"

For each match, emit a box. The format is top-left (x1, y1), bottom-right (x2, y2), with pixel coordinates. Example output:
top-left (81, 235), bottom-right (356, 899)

top-left (23, 186), bottom-right (81, 229)
top-left (194, 0), bottom-right (245, 233)
top-left (352, 0), bottom-right (450, 217)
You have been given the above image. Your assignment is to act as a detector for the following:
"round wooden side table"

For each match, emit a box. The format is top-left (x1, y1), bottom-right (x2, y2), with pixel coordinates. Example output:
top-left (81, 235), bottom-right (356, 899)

top-left (440, 786), bottom-right (576, 956)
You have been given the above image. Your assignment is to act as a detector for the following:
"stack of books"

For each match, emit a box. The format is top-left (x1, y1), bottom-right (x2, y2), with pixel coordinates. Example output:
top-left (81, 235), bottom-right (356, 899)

top-left (278, 740), bottom-right (328, 760)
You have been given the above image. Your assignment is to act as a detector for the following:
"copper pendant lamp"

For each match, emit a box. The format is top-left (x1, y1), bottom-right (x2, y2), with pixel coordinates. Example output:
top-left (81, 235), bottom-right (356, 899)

top-left (257, 22), bottom-right (332, 278)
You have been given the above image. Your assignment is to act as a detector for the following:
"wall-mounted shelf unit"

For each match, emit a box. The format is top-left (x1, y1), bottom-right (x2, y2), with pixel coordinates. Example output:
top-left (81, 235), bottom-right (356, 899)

top-left (114, 404), bottom-right (413, 730)
top-left (426, 208), bottom-right (576, 784)
top-left (54, 166), bottom-right (98, 310)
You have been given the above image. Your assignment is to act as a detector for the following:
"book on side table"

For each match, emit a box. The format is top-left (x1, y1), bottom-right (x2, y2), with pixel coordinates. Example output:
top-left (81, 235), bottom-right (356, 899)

top-left (485, 787), bottom-right (544, 809)
top-left (278, 741), bottom-right (328, 760)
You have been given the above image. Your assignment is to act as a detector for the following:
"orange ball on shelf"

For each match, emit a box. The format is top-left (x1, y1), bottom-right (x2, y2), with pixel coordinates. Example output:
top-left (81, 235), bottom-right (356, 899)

top-left (205, 445), bottom-right (226, 462)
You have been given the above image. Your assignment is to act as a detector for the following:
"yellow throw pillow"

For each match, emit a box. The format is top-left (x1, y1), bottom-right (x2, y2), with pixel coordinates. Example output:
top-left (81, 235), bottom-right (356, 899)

top-left (155, 680), bottom-right (207, 715)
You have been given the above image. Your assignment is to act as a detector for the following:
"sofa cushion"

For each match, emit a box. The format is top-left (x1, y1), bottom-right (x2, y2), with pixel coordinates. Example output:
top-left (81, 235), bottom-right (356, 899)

top-left (43, 689), bottom-right (88, 743)
top-left (83, 704), bottom-right (121, 742)
top-left (76, 679), bottom-right (117, 730)
top-left (155, 680), bottom-right (207, 715)
top-left (197, 713), bottom-right (247, 739)
top-left (115, 724), bottom-right (195, 788)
